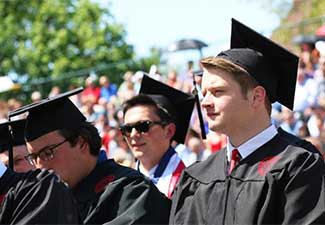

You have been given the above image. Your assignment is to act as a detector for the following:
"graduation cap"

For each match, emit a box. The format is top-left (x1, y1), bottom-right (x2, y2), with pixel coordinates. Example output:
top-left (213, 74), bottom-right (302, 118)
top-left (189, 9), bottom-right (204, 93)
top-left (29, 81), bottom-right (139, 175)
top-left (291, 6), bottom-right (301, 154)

top-left (216, 18), bottom-right (299, 110)
top-left (0, 119), bottom-right (26, 152)
top-left (139, 75), bottom-right (196, 143)
top-left (8, 87), bottom-right (85, 142)
top-left (0, 119), bottom-right (26, 169)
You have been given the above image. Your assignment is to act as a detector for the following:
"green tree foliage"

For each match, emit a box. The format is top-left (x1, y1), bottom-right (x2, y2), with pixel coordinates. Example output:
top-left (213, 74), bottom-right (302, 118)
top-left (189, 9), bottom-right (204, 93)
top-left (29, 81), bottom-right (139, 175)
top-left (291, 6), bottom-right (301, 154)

top-left (0, 0), bottom-right (150, 100)
top-left (272, 0), bottom-right (325, 52)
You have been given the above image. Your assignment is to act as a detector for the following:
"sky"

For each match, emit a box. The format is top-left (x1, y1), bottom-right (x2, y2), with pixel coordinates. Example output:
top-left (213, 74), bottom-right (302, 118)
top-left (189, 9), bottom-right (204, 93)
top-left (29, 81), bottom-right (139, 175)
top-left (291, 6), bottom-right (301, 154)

top-left (101, 0), bottom-right (290, 70)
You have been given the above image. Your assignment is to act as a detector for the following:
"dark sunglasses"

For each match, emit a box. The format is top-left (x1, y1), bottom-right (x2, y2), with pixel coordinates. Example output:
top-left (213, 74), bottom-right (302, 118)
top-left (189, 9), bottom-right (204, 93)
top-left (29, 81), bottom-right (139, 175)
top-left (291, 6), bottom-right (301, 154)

top-left (120, 120), bottom-right (166, 136)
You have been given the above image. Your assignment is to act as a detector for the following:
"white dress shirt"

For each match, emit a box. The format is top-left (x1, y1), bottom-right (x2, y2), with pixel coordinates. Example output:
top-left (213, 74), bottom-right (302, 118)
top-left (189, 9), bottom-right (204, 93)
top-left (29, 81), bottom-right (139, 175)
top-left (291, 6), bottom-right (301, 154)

top-left (227, 124), bottom-right (278, 162)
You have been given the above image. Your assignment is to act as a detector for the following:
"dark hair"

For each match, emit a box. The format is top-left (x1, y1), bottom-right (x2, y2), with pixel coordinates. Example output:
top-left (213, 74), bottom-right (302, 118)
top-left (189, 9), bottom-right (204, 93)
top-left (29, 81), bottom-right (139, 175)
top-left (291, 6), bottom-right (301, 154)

top-left (58, 121), bottom-right (102, 156)
top-left (122, 94), bottom-right (173, 124)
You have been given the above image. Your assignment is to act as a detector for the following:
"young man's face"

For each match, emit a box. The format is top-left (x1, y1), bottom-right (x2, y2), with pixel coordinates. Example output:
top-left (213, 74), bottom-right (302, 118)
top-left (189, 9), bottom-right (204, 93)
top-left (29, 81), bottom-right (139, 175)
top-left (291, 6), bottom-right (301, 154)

top-left (26, 130), bottom-right (82, 187)
top-left (0, 145), bottom-right (34, 172)
top-left (123, 105), bottom-right (172, 162)
top-left (201, 67), bottom-right (251, 136)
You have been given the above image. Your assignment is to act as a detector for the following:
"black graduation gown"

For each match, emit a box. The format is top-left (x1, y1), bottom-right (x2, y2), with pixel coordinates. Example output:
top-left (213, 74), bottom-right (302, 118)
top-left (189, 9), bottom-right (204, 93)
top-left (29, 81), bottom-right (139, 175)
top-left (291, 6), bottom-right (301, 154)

top-left (170, 129), bottom-right (325, 225)
top-left (0, 168), bottom-right (81, 224)
top-left (72, 159), bottom-right (171, 224)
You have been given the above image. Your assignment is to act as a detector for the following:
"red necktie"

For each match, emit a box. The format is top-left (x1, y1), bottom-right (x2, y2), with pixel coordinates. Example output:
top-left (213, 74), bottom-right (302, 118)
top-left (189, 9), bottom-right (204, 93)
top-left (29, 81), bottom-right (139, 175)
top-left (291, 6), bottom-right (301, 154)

top-left (229, 149), bottom-right (240, 174)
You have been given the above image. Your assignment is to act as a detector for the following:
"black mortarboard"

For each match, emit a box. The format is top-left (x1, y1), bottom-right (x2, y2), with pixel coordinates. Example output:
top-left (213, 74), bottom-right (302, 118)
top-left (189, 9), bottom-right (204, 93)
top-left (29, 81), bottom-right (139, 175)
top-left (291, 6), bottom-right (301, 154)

top-left (0, 119), bottom-right (26, 153)
top-left (139, 75), bottom-right (195, 143)
top-left (8, 87), bottom-right (85, 142)
top-left (216, 18), bottom-right (299, 110)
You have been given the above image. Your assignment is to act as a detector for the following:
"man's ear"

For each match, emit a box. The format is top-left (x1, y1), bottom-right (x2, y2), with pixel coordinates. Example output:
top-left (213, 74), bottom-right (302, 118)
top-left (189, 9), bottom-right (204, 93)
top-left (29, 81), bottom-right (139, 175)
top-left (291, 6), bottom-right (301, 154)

top-left (165, 123), bottom-right (176, 140)
top-left (251, 86), bottom-right (266, 108)
top-left (77, 137), bottom-right (88, 151)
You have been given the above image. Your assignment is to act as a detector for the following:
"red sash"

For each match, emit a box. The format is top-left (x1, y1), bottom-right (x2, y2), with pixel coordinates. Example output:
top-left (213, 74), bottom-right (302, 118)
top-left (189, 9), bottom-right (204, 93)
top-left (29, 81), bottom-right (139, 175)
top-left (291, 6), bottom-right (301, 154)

top-left (167, 161), bottom-right (185, 198)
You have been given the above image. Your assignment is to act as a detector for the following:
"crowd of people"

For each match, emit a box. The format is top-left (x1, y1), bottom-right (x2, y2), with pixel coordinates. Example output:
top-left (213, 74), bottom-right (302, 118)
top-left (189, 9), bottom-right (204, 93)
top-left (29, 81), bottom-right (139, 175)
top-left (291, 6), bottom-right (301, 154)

top-left (0, 62), bottom-right (227, 170)
top-left (0, 18), bottom-right (325, 224)
top-left (3, 42), bottom-right (325, 168)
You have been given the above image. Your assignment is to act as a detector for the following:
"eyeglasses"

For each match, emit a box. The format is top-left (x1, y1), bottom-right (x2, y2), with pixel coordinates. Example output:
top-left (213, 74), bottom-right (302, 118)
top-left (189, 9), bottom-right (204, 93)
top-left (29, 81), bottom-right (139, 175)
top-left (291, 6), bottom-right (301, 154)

top-left (119, 120), bottom-right (166, 137)
top-left (25, 139), bottom-right (68, 165)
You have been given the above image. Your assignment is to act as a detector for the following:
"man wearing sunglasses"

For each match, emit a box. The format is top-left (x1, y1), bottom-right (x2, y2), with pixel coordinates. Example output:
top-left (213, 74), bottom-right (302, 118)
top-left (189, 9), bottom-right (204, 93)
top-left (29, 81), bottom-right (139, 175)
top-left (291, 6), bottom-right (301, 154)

top-left (122, 75), bottom-right (196, 198)
top-left (9, 87), bottom-right (170, 224)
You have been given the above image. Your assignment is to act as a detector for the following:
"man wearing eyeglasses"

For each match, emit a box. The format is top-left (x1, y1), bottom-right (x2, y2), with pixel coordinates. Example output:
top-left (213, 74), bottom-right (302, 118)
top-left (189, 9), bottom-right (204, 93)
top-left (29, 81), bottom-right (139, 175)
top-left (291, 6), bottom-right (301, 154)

top-left (9, 87), bottom-right (171, 224)
top-left (0, 120), bottom-right (81, 224)
top-left (121, 75), bottom-right (196, 198)
top-left (0, 119), bottom-right (34, 172)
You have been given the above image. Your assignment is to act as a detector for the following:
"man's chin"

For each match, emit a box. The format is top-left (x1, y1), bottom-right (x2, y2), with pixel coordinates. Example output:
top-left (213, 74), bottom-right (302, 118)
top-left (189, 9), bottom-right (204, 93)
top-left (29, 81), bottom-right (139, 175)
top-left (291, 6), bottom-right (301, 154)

top-left (132, 149), bottom-right (145, 159)
top-left (208, 122), bottom-right (220, 131)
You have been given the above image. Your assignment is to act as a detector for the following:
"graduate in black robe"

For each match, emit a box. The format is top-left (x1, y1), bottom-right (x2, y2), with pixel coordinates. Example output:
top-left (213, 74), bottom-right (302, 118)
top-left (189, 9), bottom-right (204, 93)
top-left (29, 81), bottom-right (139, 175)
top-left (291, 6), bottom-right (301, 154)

top-left (170, 128), bottom-right (325, 224)
top-left (9, 87), bottom-right (171, 224)
top-left (0, 120), bottom-right (81, 224)
top-left (169, 19), bottom-right (325, 225)
top-left (0, 168), bottom-right (82, 224)
top-left (72, 158), bottom-right (170, 224)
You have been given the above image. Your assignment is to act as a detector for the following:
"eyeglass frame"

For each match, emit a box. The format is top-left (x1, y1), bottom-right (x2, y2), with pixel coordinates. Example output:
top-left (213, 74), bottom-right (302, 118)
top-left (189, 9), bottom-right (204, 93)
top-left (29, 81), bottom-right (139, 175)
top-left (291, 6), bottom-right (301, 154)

top-left (119, 120), bottom-right (167, 137)
top-left (25, 139), bottom-right (68, 165)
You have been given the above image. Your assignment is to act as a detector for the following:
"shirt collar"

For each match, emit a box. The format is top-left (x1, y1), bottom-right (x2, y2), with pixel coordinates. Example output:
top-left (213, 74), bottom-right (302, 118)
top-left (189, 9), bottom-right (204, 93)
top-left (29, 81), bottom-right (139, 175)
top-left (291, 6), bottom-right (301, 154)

top-left (0, 161), bottom-right (7, 178)
top-left (136, 160), bottom-right (158, 179)
top-left (227, 124), bottom-right (278, 161)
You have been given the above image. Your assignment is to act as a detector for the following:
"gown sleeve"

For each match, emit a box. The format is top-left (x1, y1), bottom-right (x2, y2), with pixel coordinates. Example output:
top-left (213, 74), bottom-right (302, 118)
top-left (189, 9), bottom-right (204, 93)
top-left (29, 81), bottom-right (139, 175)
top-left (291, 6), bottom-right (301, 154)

top-left (0, 169), bottom-right (81, 224)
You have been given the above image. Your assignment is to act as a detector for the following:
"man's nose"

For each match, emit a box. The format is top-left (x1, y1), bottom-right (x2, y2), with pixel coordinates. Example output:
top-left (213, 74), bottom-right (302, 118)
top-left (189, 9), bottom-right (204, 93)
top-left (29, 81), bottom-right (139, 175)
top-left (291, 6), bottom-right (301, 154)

top-left (201, 93), bottom-right (213, 108)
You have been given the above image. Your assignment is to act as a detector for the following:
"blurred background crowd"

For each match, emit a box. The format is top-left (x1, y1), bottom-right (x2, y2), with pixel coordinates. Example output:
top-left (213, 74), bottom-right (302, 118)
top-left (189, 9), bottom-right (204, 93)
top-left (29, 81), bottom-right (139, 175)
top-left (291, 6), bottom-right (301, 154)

top-left (4, 39), bottom-right (325, 169)
top-left (1, 0), bottom-right (325, 168)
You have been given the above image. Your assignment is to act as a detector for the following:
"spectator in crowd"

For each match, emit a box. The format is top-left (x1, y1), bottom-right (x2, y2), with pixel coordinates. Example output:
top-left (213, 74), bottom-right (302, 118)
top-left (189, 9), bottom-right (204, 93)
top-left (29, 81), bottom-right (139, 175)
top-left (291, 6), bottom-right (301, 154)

top-left (166, 70), bottom-right (182, 90)
top-left (31, 91), bottom-right (42, 103)
top-left (0, 101), bottom-right (8, 122)
top-left (293, 64), bottom-right (318, 113)
top-left (279, 106), bottom-right (304, 136)
top-left (175, 128), bottom-right (211, 166)
top-left (81, 100), bottom-right (97, 122)
top-left (48, 86), bottom-right (61, 98)
top-left (99, 75), bottom-right (117, 102)
top-left (121, 75), bottom-right (195, 198)
top-left (186, 136), bottom-right (210, 165)
top-left (0, 119), bottom-right (34, 172)
top-left (7, 98), bottom-right (23, 112)
top-left (179, 60), bottom-right (194, 83)
top-left (117, 72), bottom-right (136, 103)
top-left (132, 71), bottom-right (144, 93)
top-left (307, 102), bottom-right (325, 137)
top-left (81, 76), bottom-right (100, 104)
top-left (10, 88), bottom-right (171, 224)
top-left (170, 18), bottom-right (325, 225)
top-left (118, 71), bottom-right (133, 94)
